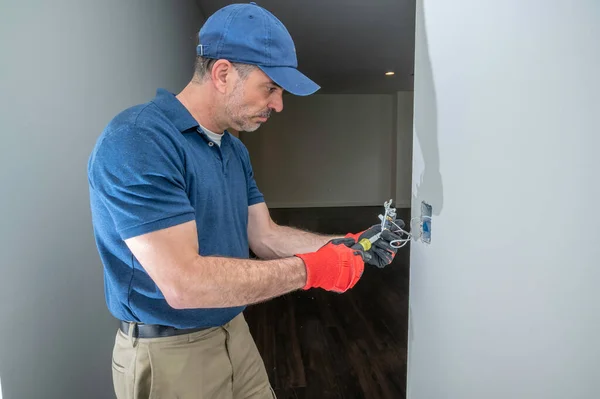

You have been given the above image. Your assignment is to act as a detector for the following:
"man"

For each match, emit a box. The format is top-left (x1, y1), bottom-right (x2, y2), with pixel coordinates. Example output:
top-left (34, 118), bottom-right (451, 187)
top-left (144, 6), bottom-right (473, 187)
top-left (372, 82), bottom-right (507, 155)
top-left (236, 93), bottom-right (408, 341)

top-left (88, 2), bottom-right (402, 398)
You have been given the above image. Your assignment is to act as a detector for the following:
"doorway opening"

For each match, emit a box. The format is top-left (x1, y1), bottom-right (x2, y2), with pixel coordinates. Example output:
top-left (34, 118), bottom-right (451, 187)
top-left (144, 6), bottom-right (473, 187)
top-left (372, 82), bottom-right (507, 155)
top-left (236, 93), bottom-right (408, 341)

top-left (196, 1), bottom-right (417, 397)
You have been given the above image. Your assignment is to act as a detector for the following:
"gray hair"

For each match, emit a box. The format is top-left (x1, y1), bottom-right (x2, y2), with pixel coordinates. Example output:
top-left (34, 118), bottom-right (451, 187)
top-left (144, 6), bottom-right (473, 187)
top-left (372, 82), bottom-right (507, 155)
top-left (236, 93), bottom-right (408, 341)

top-left (193, 56), bottom-right (257, 82)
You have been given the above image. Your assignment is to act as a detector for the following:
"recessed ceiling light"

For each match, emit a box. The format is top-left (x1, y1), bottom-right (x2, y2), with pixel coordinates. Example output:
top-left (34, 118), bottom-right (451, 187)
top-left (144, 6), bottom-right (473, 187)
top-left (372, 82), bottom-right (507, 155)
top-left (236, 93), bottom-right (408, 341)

top-left (385, 71), bottom-right (395, 76)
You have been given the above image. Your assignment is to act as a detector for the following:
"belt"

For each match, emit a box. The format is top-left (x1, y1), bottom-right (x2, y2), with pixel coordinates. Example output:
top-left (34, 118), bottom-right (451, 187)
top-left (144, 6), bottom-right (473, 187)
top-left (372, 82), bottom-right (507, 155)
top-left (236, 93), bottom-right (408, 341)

top-left (119, 321), bottom-right (211, 339)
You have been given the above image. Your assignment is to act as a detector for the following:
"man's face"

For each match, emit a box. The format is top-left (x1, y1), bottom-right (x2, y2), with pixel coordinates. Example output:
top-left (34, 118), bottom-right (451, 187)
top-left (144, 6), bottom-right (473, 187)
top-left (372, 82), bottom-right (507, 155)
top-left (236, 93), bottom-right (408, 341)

top-left (224, 68), bottom-right (284, 132)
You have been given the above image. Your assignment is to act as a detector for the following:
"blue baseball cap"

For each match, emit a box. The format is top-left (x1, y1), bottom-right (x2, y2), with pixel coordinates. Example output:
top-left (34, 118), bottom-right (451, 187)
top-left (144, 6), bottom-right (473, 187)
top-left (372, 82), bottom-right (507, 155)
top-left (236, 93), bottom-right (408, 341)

top-left (197, 2), bottom-right (320, 96)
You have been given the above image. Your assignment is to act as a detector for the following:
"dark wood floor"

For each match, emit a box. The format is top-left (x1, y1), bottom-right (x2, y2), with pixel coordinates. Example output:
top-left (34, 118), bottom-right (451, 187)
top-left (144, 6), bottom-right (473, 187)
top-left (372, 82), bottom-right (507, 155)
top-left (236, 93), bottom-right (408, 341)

top-left (244, 206), bottom-right (410, 399)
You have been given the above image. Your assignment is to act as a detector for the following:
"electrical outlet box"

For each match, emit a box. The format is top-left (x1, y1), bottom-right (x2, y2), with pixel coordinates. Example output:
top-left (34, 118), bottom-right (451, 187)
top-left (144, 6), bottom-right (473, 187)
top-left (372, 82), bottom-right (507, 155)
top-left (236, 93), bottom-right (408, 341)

top-left (420, 201), bottom-right (432, 243)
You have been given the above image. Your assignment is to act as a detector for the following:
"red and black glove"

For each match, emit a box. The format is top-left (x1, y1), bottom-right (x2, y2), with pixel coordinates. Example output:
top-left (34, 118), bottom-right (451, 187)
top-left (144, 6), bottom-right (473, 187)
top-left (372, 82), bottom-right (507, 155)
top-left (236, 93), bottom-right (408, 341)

top-left (346, 222), bottom-right (405, 268)
top-left (295, 238), bottom-right (365, 293)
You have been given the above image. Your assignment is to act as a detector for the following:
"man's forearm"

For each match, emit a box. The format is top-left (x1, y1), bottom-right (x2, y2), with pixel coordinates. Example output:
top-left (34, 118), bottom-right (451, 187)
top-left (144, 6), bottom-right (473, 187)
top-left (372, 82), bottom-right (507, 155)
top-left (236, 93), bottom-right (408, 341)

top-left (252, 224), bottom-right (342, 259)
top-left (170, 254), bottom-right (307, 309)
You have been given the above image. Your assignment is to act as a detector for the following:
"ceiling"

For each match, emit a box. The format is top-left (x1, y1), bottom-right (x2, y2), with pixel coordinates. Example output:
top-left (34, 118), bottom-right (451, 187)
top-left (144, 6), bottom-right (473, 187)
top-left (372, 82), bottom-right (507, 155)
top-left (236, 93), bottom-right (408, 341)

top-left (196, 0), bottom-right (416, 94)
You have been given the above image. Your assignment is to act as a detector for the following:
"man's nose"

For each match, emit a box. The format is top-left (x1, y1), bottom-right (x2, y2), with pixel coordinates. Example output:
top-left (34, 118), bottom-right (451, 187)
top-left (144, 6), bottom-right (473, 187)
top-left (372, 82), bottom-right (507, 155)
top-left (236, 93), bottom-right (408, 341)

top-left (268, 93), bottom-right (284, 113)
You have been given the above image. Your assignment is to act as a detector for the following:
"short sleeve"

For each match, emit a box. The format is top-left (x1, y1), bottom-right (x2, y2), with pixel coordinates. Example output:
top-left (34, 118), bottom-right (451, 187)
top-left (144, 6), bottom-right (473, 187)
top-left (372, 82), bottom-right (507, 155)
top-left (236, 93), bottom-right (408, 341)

top-left (88, 126), bottom-right (196, 240)
top-left (237, 141), bottom-right (265, 206)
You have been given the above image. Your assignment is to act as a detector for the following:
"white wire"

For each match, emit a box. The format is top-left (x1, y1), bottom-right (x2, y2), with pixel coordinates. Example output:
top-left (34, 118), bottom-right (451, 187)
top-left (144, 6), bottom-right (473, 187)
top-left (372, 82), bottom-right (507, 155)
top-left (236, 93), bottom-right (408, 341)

top-left (386, 215), bottom-right (432, 248)
top-left (389, 219), bottom-right (411, 248)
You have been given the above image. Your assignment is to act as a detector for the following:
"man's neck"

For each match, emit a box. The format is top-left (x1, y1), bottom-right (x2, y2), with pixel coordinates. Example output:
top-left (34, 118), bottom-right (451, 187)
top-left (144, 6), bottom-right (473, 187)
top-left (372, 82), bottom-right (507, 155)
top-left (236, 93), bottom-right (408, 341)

top-left (176, 82), bottom-right (225, 134)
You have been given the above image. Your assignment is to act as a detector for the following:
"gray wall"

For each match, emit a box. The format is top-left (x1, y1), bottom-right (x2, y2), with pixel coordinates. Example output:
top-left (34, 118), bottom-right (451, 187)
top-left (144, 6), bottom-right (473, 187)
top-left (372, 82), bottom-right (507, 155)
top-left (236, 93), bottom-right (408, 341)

top-left (408, 1), bottom-right (600, 398)
top-left (0, 1), bottom-right (203, 398)
top-left (242, 93), bottom-right (414, 208)
top-left (394, 91), bottom-right (414, 209)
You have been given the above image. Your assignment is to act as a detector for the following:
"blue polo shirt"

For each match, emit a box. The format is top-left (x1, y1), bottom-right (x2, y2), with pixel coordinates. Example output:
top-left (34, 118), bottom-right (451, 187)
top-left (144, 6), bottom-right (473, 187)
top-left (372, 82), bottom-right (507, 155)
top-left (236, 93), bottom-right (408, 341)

top-left (87, 88), bottom-right (265, 329)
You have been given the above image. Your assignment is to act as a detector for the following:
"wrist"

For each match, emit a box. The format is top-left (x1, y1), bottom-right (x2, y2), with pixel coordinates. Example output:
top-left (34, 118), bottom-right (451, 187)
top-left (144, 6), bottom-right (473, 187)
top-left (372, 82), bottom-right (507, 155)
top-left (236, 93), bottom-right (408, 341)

top-left (289, 255), bottom-right (308, 289)
top-left (294, 252), bottom-right (318, 290)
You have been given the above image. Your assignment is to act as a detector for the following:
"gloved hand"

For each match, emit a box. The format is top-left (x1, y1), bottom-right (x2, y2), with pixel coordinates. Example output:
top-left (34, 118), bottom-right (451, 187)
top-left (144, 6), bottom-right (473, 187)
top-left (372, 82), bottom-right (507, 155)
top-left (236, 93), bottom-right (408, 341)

top-left (295, 238), bottom-right (365, 293)
top-left (346, 222), bottom-right (405, 268)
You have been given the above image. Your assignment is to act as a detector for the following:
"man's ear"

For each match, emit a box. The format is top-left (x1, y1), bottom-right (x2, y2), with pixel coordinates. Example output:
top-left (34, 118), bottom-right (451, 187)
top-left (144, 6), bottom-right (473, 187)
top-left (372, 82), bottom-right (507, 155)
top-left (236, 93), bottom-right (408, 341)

top-left (211, 59), bottom-right (234, 94)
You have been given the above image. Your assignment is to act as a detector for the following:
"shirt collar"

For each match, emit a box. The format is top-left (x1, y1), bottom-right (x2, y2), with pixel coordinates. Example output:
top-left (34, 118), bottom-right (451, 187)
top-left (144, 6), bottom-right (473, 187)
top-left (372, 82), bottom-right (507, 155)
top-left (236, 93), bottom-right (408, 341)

top-left (151, 88), bottom-right (199, 133)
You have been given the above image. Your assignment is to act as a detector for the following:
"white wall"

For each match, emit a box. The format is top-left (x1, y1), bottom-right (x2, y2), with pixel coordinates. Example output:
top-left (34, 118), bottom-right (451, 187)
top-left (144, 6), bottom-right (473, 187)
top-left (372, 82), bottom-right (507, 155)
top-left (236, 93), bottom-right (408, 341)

top-left (394, 91), bottom-right (415, 208)
top-left (242, 93), bottom-right (414, 208)
top-left (408, 1), bottom-right (600, 399)
top-left (0, 1), bottom-right (203, 398)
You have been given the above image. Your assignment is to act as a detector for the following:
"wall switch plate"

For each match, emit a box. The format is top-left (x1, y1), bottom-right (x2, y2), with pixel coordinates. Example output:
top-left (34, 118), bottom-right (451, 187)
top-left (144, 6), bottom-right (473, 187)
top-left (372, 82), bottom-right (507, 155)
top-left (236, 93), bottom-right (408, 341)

top-left (420, 201), bottom-right (432, 243)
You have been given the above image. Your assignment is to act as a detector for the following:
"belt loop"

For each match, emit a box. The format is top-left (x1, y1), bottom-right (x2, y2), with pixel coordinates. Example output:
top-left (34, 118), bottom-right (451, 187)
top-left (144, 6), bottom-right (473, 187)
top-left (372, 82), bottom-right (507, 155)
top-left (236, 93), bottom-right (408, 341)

top-left (128, 322), bottom-right (137, 347)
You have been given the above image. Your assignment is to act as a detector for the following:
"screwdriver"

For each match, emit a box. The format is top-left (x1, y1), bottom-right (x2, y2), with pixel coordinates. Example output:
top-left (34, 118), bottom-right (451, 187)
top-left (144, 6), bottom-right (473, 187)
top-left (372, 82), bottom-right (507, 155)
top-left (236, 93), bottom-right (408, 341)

top-left (351, 199), bottom-right (396, 258)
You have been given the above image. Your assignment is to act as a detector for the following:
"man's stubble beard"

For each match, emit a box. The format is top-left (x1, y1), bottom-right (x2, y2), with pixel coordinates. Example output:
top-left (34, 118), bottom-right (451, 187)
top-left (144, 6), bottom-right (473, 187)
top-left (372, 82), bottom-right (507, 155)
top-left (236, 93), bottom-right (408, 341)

top-left (224, 80), bottom-right (270, 132)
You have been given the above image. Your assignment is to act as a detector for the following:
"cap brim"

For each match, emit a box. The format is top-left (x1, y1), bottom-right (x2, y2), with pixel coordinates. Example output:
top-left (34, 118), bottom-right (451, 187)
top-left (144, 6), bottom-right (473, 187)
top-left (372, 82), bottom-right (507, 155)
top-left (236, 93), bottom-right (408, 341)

top-left (258, 65), bottom-right (320, 96)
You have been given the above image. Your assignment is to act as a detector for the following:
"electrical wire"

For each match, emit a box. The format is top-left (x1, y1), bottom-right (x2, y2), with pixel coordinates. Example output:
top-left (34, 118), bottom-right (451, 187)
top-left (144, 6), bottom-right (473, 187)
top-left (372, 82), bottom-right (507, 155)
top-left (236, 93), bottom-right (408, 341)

top-left (389, 219), bottom-right (411, 248)
top-left (387, 215), bottom-right (432, 248)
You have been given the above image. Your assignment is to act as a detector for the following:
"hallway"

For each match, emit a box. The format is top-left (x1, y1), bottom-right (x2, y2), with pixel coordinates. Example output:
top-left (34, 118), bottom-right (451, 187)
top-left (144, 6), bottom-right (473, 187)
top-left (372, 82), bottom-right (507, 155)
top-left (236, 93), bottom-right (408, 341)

top-left (245, 207), bottom-right (411, 399)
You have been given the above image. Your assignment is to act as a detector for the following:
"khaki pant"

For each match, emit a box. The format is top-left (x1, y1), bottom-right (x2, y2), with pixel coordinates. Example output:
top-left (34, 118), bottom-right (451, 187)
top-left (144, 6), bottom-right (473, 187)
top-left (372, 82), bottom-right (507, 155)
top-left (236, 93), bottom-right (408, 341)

top-left (111, 313), bottom-right (276, 399)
